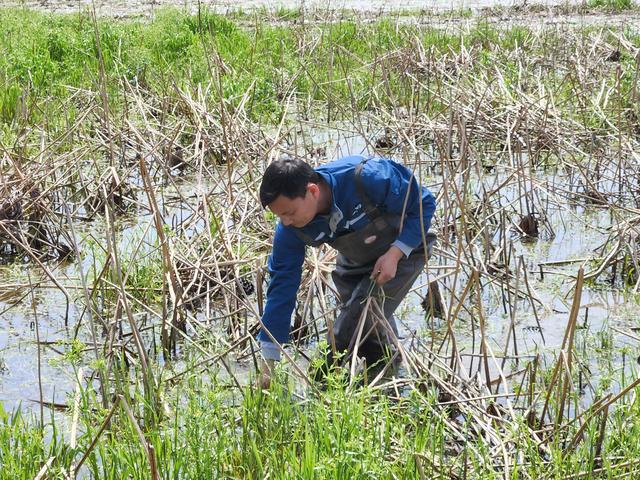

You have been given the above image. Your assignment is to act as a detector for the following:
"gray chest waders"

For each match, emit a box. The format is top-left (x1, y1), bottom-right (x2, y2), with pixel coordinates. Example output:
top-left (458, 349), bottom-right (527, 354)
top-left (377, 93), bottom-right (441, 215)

top-left (293, 159), bottom-right (436, 378)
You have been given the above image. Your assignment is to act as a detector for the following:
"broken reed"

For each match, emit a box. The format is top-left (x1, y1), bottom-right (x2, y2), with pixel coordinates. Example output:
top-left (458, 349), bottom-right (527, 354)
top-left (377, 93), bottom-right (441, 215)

top-left (1, 5), bottom-right (640, 479)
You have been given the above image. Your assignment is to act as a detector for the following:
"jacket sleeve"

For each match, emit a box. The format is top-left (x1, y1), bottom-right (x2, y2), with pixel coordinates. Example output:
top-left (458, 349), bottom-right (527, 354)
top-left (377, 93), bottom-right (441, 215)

top-left (360, 159), bottom-right (436, 254)
top-left (257, 222), bottom-right (306, 357)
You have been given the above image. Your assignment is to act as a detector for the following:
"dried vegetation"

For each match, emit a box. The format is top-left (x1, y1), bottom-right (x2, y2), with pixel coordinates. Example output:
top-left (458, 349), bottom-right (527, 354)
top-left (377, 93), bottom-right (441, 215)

top-left (2, 6), bottom-right (640, 479)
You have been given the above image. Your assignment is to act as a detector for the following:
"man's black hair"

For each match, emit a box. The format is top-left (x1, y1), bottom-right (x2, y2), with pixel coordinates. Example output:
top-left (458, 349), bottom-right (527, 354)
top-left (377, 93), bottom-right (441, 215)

top-left (259, 158), bottom-right (321, 208)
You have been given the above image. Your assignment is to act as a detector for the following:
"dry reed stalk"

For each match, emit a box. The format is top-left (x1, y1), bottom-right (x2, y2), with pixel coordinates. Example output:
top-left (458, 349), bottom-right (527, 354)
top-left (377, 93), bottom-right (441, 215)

top-left (103, 192), bottom-right (159, 423)
top-left (539, 266), bottom-right (584, 430)
top-left (33, 457), bottom-right (55, 480)
top-left (27, 270), bottom-right (44, 427)
top-left (139, 154), bottom-right (186, 357)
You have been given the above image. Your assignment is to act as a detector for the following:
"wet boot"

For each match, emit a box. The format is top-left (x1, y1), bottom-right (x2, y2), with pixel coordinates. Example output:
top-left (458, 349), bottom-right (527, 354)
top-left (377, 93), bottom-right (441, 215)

top-left (359, 343), bottom-right (401, 385)
top-left (309, 348), bottom-right (344, 386)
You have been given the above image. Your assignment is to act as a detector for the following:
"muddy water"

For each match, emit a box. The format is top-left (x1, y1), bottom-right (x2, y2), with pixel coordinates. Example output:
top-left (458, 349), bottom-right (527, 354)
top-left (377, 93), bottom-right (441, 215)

top-left (1, 121), bottom-right (638, 415)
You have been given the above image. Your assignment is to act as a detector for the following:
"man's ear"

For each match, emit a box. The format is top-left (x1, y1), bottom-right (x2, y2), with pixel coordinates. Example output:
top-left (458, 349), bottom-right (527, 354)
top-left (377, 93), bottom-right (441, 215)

top-left (307, 182), bottom-right (320, 198)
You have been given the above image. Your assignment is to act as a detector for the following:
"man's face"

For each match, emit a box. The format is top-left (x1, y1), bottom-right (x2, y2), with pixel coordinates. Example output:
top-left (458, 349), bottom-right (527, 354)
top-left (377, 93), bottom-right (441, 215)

top-left (268, 184), bottom-right (319, 228)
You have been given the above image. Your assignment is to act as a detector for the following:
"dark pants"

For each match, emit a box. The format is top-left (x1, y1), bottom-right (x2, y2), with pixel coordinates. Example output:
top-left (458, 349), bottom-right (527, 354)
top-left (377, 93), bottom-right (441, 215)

top-left (329, 236), bottom-right (435, 369)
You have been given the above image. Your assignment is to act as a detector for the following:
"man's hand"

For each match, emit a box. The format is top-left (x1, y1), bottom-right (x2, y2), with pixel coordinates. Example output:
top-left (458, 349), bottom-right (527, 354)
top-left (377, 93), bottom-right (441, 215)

top-left (257, 358), bottom-right (275, 389)
top-left (371, 245), bottom-right (404, 286)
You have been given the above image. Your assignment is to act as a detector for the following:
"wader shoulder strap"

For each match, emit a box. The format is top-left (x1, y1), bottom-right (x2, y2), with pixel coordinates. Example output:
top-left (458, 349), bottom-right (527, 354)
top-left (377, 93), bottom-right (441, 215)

top-left (354, 159), bottom-right (381, 219)
top-left (291, 227), bottom-right (314, 245)
top-left (292, 159), bottom-right (381, 245)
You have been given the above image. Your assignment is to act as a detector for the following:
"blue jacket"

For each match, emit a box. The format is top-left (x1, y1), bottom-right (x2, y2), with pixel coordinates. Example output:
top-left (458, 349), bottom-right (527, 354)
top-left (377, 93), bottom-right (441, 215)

top-left (259, 155), bottom-right (436, 359)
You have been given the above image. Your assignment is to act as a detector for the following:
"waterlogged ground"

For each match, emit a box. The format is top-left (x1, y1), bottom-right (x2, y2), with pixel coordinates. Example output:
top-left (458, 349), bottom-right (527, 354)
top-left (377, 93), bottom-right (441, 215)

top-left (1, 119), bottom-right (638, 415)
top-left (5, 0), bottom-right (584, 17)
top-left (3, 4), bottom-right (640, 476)
top-left (7, 0), bottom-right (640, 35)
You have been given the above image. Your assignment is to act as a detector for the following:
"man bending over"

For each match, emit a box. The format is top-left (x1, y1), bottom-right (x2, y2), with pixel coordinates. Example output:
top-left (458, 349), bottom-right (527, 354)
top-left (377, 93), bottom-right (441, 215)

top-left (257, 155), bottom-right (436, 387)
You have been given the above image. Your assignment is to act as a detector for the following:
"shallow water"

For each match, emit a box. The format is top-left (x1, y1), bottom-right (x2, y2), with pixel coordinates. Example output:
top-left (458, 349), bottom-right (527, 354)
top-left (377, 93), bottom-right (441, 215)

top-left (1, 113), bottom-right (639, 416)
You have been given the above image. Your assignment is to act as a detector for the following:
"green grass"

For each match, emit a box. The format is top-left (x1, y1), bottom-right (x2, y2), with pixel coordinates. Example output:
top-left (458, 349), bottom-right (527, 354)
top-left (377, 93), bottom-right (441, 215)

top-left (0, 372), bottom-right (446, 479)
top-left (1, 6), bottom-right (635, 137)
top-left (0, 404), bottom-right (73, 480)
top-left (2, 7), bottom-right (623, 130)
top-left (1, 8), bottom-right (390, 123)
top-left (2, 366), bottom-right (640, 479)
top-left (587, 0), bottom-right (634, 10)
